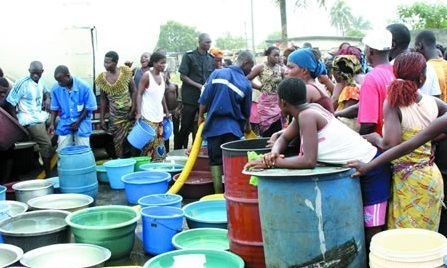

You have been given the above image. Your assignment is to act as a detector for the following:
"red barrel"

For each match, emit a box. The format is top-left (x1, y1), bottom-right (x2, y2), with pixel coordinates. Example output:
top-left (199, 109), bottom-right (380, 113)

top-left (221, 138), bottom-right (270, 268)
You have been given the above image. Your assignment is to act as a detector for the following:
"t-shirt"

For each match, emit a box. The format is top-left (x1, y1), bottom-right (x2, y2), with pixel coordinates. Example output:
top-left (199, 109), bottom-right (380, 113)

top-left (199, 65), bottom-right (252, 139)
top-left (141, 71), bottom-right (165, 123)
top-left (428, 58), bottom-right (447, 102)
top-left (357, 64), bottom-right (395, 136)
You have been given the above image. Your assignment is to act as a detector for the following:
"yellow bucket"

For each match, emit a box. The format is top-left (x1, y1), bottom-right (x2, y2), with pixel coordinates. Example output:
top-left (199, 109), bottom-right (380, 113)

top-left (369, 228), bottom-right (447, 268)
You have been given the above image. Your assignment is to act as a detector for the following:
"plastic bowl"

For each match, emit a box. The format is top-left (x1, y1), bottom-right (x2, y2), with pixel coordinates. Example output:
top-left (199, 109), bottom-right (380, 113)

top-left (0, 200), bottom-right (28, 217)
top-left (132, 156), bottom-right (151, 171)
top-left (0, 210), bottom-right (71, 252)
top-left (66, 205), bottom-right (141, 261)
top-left (0, 244), bottom-right (23, 268)
top-left (173, 171), bottom-right (214, 199)
top-left (139, 162), bottom-right (184, 180)
top-left (20, 243), bottom-right (111, 268)
top-left (12, 179), bottom-right (55, 203)
top-left (143, 249), bottom-right (244, 268)
top-left (200, 194), bottom-right (225, 201)
top-left (172, 228), bottom-right (229, 250)
top-left (96, 165), bottom-right (109, 183)
top-left (183, 199), bottom-right (227, 229)
top-left (121, 171), bottom-right (170, 205)
top-left (27, 193), bottom-right (94, 212)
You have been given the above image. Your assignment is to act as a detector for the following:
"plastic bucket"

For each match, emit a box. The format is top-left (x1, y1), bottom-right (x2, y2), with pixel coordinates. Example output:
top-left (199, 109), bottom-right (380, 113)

top-left (253, 167), bottom-right (366, 268)
top-left (369, 228), bottom-right (447, 268)
top-left (139, 163), bottom-right (184, 181)
top-left (103, 158), bottom-right (136, 190)
top-left (221, 138), bottom-right (270, 268)
top-left (127, 120), bottom-right (155, 150)
top-left (121, 171), bottom-right (170, 205)
top-left (138, 194), bottom-right (183, 209)
top-left (132, 156), bottom-right (151, 171)
top-left (58, 145), bottom-right (98, 201)
top-left (141, 206), bottom-right (184, 255)
top-left (0, 186), bottom-right (5, 200)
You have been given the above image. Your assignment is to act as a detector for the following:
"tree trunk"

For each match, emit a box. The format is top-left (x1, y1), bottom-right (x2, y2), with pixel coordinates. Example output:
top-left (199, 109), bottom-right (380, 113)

top-left (279, 0), bottom-right (288, 49)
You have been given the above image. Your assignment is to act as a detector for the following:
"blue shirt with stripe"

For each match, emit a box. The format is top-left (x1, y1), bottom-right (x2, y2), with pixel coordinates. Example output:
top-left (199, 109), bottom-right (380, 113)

top-left (199, 65), bottom-right (252, 139)
top-left (50, 76), bottom-right (97, 137)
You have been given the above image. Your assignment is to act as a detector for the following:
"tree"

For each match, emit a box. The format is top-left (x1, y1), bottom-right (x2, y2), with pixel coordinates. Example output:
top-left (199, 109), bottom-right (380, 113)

top-left (397, 2), bottom-right (447, 29)
top-left (349, 16), bottom-right (372, 32)
top-left (156, 21), bottom-right (199, 53)
top-left (329, 0), bottom-right (353, 36)
top-left (274, 0), bottom-right (326, 48)
top-left (267, 31), bottom-right (282, 40)
top-left (215, 32), bottom-right (246, 50)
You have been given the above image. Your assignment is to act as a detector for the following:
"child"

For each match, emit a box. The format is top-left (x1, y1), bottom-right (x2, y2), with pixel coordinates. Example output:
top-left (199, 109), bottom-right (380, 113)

top-left (164, 80), bottom-right (180, 153)
top-left (244, 77), bottom-right (391, 250)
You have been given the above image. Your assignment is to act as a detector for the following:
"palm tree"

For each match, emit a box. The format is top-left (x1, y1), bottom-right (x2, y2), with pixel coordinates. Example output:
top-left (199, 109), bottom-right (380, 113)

top-left (350, 16), bottom-right (373, 32)
top-left (329, 0), bottom-right (353, 36)
top-left (274, 0), bottom-right (326, 48)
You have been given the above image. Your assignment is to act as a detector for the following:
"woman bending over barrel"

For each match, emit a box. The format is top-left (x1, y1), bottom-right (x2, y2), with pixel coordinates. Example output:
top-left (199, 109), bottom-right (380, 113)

top-left (244, 77), bottom-right (391, 250)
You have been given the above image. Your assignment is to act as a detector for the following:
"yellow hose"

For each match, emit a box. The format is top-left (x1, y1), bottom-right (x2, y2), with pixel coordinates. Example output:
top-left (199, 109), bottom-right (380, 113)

top-left (133, 122), bottom-right (204, 211)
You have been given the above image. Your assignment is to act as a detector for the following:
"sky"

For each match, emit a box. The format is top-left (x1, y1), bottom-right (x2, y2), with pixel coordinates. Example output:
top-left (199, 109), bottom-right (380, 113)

top-left (0, 0), bottom-right (444, 86)
top-left (159, 0), bottom-right (442, 46)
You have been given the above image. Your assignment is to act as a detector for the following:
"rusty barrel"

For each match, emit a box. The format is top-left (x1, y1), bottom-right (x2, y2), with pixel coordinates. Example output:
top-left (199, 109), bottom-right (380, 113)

top-left (221, 138), bottom-right (270, 268)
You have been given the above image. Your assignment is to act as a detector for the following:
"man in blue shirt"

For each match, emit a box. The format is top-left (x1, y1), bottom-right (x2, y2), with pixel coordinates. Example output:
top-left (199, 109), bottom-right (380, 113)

top-left (198, 50), bottom-right (255, 193)
top-left (48, 65), bottom-right (97, 151)
top-left (6, 61), bottom-right (54, 177)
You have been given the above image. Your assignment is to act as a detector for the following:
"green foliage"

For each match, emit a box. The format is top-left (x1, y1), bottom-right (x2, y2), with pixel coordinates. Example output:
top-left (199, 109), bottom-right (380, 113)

top-left (267, 31), bottom-right (282, 40)
top-left (397, 2), bottom-right (447, 29)
top-left (215, 32), bottom-right (246, 50)
top-left (345, 29), bottom-right (365, 38)
top-left (156, 21), bottom-right (199, 53)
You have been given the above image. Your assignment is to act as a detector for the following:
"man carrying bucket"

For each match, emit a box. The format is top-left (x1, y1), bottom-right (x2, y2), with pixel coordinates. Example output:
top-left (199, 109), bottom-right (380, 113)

top-left (198, 50), bottom-right (255, 193)
top-left (48, 65), bottom-right (97, 151)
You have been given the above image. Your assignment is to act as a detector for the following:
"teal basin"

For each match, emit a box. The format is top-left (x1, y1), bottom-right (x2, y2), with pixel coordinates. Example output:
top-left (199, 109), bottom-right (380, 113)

top-left (65, 205), bottom-right (141, 261)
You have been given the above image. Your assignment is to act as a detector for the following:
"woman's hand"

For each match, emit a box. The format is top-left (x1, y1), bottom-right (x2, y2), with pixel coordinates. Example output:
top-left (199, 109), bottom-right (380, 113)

top-left (346, 160), bottom-right (368, 177)
top-left (244, 158), bottom-right (268, 171)
top-left (263, 152), bottom-right (285, 168)
top-left (266, 130), bottom-right (284, 148)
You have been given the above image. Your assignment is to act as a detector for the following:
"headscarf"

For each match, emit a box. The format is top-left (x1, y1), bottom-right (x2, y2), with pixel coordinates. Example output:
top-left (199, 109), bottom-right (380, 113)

top-left (334, 46), bottom-right (367, 74)
top-left (287, 48), bottom-right (327, 78)
top-left (332, 55), bottom-right (362, 85)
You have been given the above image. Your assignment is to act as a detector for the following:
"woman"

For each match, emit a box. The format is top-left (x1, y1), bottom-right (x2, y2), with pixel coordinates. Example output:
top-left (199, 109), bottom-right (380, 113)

top-left (285, 48), bottom-right (334, 113)
top-left (355, 52), bottom-right (447, 231)
top-left (133, 52), bottom-right (151, 88)
top-left (135, 52), bottom-right (170, 161)
top-left (247, 46), bottom-right (284, 137)
top-left (331, 46), bottom-right (365, 131)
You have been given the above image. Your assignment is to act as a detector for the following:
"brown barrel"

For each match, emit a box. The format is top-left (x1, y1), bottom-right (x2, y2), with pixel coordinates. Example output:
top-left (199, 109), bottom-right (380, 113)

top-left (221, 138), bottom-right (270, 268)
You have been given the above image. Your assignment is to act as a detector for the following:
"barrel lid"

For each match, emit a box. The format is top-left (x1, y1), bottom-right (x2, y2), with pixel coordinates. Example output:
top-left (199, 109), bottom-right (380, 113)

top-left (243, 166), bottom-right (352, 177)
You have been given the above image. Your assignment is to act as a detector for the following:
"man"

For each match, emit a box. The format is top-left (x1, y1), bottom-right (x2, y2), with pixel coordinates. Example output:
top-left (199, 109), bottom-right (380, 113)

top-left (95, 51), bottom-right (137, 158)
top-left (415, 30), bottom-right (447, 237)
top-left (357, 29), bottom-right (395, 136)
top-left (386, 23), bottom-right (441, 97)
top-left (48, 65), bottom-right (97, 151)
top-left (6, 61), bottom-right (54, 177)
top-left (198, 50), bottom-right (255, 193)
top-left (175, 33), bottom-right (215, 149)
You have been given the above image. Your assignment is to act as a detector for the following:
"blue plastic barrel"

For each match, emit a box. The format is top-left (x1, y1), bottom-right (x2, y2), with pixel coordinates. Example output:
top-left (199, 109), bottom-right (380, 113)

top-left (141, 206), bottom-right (184, 255)
top-left (58, 145), bottom-right (98, 201)
top-left (127, 120), bottom-right (155, 150)
top-left (250, 167), bottom-right (367, 268)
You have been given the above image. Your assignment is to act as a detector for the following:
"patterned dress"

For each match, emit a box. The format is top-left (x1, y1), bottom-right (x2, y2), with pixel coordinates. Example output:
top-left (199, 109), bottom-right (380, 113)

top-left (257, 62), bottom-right (284, 134)
top-left (387, 96), bottom-right (444, 231)
top-left (95, 66), bottom-right (134, 158)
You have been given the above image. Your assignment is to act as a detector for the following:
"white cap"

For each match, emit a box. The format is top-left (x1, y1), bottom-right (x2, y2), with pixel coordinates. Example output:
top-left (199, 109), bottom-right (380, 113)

top-left (362, 29), bottom-right (392, 51)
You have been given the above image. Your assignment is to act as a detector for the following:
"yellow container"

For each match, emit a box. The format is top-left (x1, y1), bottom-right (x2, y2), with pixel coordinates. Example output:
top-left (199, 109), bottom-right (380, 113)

top-left (199, 194), bottom-right (225, 201)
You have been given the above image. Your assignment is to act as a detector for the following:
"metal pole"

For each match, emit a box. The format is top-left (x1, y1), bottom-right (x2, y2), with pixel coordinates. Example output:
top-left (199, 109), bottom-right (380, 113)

top-left (251, 0), bottom-right (256, 53)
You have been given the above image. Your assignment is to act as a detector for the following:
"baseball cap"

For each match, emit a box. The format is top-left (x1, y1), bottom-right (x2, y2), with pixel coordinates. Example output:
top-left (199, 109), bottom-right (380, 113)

top-left (362, 29), bottom-right (392, 51)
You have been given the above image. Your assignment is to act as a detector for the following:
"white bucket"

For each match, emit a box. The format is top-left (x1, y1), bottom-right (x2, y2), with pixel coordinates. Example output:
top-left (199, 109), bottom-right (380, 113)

top-left (369, 228), bottom-right (447, 268)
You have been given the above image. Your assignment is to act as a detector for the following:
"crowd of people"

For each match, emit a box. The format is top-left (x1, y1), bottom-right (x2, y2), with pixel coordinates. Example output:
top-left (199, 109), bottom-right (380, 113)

top-left (2, 25), bottom-right (447, 255)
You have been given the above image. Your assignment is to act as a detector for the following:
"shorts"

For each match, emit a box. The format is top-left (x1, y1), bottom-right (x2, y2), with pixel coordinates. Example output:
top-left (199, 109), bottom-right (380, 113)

top-left (364, 200), bottom-right (387, 227)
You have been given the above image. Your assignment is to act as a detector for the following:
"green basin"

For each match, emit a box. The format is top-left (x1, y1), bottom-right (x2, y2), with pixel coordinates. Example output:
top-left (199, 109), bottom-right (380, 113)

top-left (143, 249), bottom-right (244, 268)
top-left (172, 228), bottom-right (229, 250)
top-left (65, 205), bottom-right (141, 261)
